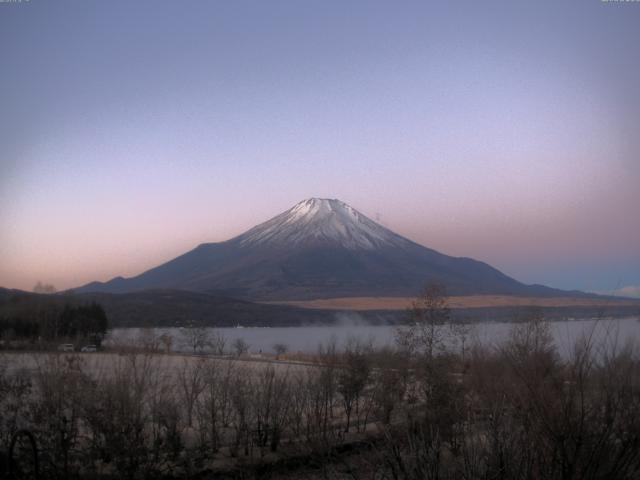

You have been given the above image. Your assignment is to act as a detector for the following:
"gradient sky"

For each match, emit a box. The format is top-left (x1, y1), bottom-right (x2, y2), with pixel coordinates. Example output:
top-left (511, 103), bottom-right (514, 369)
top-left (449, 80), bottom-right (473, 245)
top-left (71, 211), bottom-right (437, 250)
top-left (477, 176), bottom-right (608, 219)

top-left (1, 0), bottom-right (639, 295)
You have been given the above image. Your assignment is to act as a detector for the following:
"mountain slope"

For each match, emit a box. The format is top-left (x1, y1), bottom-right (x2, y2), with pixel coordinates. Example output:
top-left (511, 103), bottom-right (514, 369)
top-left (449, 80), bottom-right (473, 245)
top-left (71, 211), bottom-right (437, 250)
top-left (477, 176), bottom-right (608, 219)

top-left (75, 198), bottom-right (580, 300)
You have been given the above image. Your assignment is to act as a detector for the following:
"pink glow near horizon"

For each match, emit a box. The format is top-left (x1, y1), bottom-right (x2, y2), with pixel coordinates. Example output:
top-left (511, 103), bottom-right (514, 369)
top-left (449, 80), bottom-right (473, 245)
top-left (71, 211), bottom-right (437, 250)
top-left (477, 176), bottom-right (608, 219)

top-left (1, 1), bottom-right (639, 294)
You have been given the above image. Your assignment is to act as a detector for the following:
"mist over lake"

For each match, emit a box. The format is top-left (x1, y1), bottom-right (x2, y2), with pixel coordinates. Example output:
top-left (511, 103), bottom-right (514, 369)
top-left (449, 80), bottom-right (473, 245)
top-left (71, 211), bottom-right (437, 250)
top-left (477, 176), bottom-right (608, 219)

top-left (107, 316), bottom-right (640, 357)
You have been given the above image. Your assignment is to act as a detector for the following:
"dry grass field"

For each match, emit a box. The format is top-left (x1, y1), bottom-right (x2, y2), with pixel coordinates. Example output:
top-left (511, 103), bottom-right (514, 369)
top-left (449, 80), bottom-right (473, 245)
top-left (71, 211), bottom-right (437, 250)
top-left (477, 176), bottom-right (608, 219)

top-left (265, 295), bottom-right (640, 311)
top-left (0, 351), bottom-right (311, 376)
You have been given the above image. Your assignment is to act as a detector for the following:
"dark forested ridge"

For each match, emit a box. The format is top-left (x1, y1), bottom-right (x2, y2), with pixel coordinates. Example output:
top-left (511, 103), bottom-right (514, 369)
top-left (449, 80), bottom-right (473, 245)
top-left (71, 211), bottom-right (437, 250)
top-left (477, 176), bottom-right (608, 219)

top-left (0, 288), bottom-right (339, 328)
top-left (1, 287), bottom-right (638, 330)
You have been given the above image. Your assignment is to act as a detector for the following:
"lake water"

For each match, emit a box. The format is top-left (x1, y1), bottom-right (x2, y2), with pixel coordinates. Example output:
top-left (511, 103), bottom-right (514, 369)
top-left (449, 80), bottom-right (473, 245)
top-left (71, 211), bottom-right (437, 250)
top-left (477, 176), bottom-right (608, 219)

top-left (107, 316), bottom-right (640, 357)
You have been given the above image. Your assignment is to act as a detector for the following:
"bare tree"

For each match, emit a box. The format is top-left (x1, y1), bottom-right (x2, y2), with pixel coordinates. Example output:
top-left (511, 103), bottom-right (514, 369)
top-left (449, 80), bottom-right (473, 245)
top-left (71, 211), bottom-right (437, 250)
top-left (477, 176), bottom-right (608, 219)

top-left (137, 328), bottom-right (161, 352)
top-left (158, 333), bottom-right (173, 354)
top-left (177, 358), bottom-right (205, 427)
top-left (80, 353), bottom-right (173, 478)
top-left (196, 360), bottom-right (236, 453)
top-left (251, 365), bottom-right (291, 454)
top-left (395, 281), bottom-right (451, 359)
top-left (210, 330), bottom-right (226, 356)
top-left (504, 307), bottom-right (557, 371)
top-left (229, 367), bottom-right (253, 457)
top-left (449, 318), bottom-right (473, 365)
top-left (31, 354), bottom-right (89, 478)
top-left (232, 338), bottom-right (249, 357)
top-left (181, 325), bottom-right (210, 354)
top-left (0, 358), bottom-right (33, 455)
top-left (338, 338), bottom-right (372, 432)
top-left (288, 371), bottom-right (311, 439)
top-left (305, 340), bottom-right (340, 445)
top-left (373, 365), bottom-right (407, 425)
top-left (273, 343), bottom-right (288, 358)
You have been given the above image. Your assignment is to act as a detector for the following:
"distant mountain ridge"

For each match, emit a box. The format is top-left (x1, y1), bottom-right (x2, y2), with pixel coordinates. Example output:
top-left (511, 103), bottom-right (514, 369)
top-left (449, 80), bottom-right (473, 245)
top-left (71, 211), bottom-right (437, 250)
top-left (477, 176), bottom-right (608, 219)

top-left (0, 287), bottom-right (342, 327)
top-left (75, 198), bottom-right (589, 300)
top-left (3, 287), bottom-right (636, 329)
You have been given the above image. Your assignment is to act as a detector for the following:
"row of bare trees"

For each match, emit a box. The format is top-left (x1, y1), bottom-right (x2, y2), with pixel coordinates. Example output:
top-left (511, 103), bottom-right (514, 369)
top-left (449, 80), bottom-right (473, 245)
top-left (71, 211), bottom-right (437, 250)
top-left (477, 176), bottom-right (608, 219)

top-left (364, 322), bottom-right (640, 480)
top-left (0, 340), bottom-right (412, 478)
top-left (2, 332), bottom-right (639, 479)
top-left (127, 326), bottom-right (252, 357)
top-left (362, 285), bottom-right (640, 480)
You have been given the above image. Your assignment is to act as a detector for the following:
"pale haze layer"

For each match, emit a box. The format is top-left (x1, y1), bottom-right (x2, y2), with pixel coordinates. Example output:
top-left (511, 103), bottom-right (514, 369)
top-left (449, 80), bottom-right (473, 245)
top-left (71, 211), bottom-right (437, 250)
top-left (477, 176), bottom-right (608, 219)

top-left (0, 0), bottom-right (639, 295)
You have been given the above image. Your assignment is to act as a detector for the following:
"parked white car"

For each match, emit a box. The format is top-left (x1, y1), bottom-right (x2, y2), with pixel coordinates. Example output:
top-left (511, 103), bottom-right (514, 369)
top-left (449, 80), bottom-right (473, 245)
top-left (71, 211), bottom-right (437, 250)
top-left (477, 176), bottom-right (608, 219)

top-left (81, 345), bottom-right (97, 353)
top-left (57, 343), bottom-right (74, 352)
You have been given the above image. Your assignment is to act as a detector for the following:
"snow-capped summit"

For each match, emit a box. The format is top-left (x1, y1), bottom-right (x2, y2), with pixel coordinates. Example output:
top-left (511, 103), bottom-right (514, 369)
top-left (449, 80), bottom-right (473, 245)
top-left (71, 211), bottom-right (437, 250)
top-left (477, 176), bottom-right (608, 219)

top-left (237, 198), bottom-right (409, 250)
top-left (75, 197), bottom-right (567, 300)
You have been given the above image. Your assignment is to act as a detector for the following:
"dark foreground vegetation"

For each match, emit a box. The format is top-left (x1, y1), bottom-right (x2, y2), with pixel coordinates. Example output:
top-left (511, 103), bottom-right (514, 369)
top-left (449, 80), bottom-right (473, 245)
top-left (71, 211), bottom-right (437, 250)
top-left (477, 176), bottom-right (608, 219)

top-left (1, 287), bottom-right (640, 479)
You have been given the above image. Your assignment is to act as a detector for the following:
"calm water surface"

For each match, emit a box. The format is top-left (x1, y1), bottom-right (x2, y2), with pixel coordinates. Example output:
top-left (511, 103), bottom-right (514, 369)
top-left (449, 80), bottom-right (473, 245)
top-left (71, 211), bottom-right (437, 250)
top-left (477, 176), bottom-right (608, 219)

top-left (107, 317), bottom-right (640, 357)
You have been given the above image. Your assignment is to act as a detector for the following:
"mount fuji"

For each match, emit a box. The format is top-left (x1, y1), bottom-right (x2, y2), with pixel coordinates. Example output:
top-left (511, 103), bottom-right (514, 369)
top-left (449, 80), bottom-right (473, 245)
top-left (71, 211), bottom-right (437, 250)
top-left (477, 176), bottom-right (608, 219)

top-left (76, 198), bottom-right (572, 300)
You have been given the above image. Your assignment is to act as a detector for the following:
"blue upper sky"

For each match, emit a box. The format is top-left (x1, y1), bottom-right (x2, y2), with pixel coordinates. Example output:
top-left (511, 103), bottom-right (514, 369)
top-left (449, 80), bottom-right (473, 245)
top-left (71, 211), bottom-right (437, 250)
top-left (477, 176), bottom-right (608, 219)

top-left (1, 0), bottom-right (639, 295)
